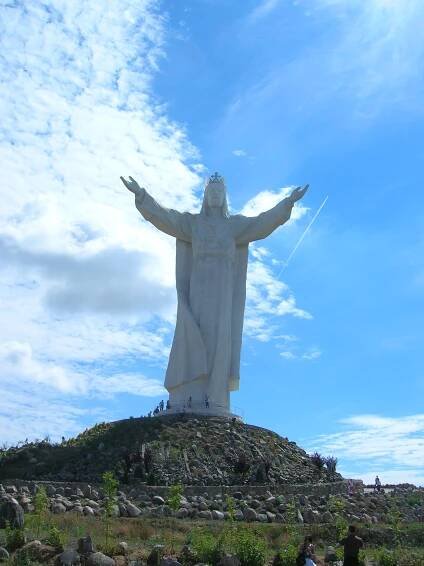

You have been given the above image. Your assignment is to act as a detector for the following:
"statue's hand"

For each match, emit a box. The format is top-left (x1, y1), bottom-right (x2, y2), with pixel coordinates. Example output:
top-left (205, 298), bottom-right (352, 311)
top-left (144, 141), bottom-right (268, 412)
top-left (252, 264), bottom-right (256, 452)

top-left (120, 176), bottom-right (145, 197)
top-left (288, 184), bottom-right (309, 204)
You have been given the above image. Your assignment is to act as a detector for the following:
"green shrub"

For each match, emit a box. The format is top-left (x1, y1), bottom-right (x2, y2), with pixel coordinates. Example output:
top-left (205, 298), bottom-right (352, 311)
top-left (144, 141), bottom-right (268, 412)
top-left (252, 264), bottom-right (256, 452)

top-left (33, 485), bottom-right (49, 537)
top-left (395, 548), bottom-right (424, 566)
top-left (189, 528), bottom-right (222, 565)
top-left (5, 522), bottom-right (26, 551)
top-left (225, 496), bottom-right (236, 522)
top-left (167, 483), bottom-right (184, 512)
top-left (226, 527), bottom-right (267, 566)
top-left (101, 470), bottom-right (119, 548)
top-left (45, 524), bottom-right (65, 549)
top-left (372, 548), bottom-right (397, 566)
top-left (272, 544), bottom-right (298, 566)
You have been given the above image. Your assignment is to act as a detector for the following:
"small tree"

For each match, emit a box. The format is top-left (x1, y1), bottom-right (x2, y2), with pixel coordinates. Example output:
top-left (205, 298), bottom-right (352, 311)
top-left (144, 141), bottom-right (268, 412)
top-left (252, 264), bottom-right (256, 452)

top-left (310, 452), bottom-right (325, 471)
top-left (167, 483), bottom-right (184, 512)
top-left (325, 456), bottom-right (338, 475)
top-left (102, 471), bottom-right (119, 550)
top-left (225, 495), bottom-right (236, 522)
top-left (33, 485), bottom-right (49, 537)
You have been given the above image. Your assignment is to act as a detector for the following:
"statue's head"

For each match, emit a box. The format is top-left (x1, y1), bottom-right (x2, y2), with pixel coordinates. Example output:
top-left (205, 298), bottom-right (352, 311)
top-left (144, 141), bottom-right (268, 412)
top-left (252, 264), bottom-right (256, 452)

top-left (201, 172), bottom-right (229, 217)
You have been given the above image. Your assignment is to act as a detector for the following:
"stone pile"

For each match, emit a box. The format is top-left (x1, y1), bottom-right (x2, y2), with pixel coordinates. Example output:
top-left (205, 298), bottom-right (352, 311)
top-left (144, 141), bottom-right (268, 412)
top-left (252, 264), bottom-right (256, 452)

top-left (1, 482), bottom-right (422, 526)
top-left (0, 416), bottom-right (341, 485)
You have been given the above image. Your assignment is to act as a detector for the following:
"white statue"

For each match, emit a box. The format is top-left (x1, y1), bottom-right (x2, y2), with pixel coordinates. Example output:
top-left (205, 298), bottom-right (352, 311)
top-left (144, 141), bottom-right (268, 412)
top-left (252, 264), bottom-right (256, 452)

top-left (121, 173), bottom-right (308, 415)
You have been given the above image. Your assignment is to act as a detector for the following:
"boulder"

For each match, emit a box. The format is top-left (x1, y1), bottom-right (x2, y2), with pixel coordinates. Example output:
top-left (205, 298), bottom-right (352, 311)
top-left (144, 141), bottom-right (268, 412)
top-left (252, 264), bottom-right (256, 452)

top-left (147, 545), bottom-right (165, 566)
top-left (217, 554), bottom-right (241, 566)
top-left (198, 510), bottom-right (212, 520)
top-left (266, 511), bottom-right (276, 523)
top-left (18, 541), bottom-right (58, 562)
top-left (83, 506), bottom-right (95, 516)
top-left (52, 502), bottom-right (67, 514)
top-left (160, 559), bottom-right (182, 566)
top-left (212, 510), bottom-right (225, 520)
top-left (176, 508), bottom-right (189, 519)
top-left (152, 496), bottom-right (165, 505)
top-left (78, 536), bottom-right (95, 555)
top-left (126, 503), bottom-right (142, 517)
top-left (324, 546), bottom-right (338, 562)
top-left (117, 542), bottom-right (128, 555)
top-left (87, 552), bottom-right (115, 566)
top-left (0, 548), bottom-right (9, 563)
top-left (0, 497), bottom-right (25, 529)
top-left (322, 511), bottom-right (334, 523)
top-left (243, 507), bottom-right (257, 522)
top-left (57, 549), bottom-right (81, 566)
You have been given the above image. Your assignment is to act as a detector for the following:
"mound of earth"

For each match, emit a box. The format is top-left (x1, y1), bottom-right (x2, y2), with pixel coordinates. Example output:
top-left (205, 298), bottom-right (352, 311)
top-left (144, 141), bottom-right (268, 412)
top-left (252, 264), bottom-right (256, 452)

top-left (0, 415), bottom-right (341, 485)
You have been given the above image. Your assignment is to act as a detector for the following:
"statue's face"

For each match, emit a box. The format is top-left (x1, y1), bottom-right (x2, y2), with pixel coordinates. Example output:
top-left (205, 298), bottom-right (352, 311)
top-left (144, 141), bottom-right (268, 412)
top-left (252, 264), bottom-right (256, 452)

top-left (206, 183), bottom-right (225, 208)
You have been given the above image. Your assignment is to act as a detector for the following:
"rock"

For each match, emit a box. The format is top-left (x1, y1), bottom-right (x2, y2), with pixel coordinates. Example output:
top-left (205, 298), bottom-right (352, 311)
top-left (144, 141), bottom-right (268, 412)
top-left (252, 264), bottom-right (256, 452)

top-left (78, 536), bottom-right (95, 555)
top-left (232, 492), bottom-right (243, 500)
top-left (87, 552), bottom-right (115, 566)
top-left (52, 502), bottom-right (67, 514)
top-left (116, 542), bottom-right (128, 556)
top-left (0, 548), bottom-right (9, 562)
top-left (177, 508), bottom-right (189, 518)
top-left (126, 503), bottom-right (142, 517)
top-left (177, 545), bottom-right (197, 565)
top-left (83, 506), bottom-right (95, 516)
top-left (0, 497), bottom-right (25, 528)
top-left (160, 559), bottom-right (182, 566)
top-left (266, 511), bottom-right (276, 523)
top-left (297, 509), bottom-right (304, 523)
top-left (303, 508), bottom-right (316, 524)
top-left (198, 510), bottom-right (212, 520)
top-left (57, 549), bottom-right (81, 566)
top-left (212, 510), bottom-right (225, 520)
top-left (217, 554), bottom-right (241, 566)
top-left (152, 496), bottom-right (165, 505)
top-left (250, 499), bottom-right (261, 509)
top-left (322, 511), bottom-right (334, 523)
top-left (243, 507), bottom-right (257, 522)
top-left (147, 545), bottom-right (165, 566)
top-left (234, 510), bottom-right (244, 521)
top-left (18, 541), bottom-right (58, 562)
top-left (257, 513), bottom-right (268, 523)
top-left (324, 546), bottom-right (338, 562)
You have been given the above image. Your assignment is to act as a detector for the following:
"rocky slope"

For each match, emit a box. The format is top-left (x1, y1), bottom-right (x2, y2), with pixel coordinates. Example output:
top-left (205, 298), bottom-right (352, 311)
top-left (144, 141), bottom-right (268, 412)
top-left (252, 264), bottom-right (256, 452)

top-left (0, 415), bottom-right (340, 485)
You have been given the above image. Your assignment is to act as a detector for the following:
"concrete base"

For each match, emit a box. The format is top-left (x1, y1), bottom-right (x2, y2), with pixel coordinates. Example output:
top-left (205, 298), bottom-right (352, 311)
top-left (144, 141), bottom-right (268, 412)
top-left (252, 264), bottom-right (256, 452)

top-left (156, 403), bottom-right (242, 420)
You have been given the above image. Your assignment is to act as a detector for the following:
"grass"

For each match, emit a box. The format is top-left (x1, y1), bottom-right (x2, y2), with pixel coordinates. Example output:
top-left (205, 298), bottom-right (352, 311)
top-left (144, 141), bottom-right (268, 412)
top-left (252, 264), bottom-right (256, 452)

top-left (1, 514), bottom-right (423, 565)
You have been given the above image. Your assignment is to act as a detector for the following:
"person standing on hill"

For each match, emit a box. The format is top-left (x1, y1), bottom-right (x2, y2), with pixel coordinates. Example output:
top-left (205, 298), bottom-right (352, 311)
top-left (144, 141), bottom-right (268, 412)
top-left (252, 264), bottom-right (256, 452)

top-left (339, 525), bottom-right (364, 566)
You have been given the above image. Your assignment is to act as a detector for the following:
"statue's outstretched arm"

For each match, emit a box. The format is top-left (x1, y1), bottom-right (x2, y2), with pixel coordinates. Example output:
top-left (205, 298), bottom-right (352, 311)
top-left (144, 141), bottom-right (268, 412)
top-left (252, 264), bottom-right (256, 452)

top-left (121, 176), bottom-right (192, 242)
top-left (235, 184), bottom-right (308, 244)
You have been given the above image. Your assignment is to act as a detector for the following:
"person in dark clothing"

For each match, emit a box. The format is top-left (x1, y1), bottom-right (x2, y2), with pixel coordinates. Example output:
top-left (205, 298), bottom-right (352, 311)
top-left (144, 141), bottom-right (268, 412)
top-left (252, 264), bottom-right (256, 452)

top-left (339, 525), bottom-right (364, 566)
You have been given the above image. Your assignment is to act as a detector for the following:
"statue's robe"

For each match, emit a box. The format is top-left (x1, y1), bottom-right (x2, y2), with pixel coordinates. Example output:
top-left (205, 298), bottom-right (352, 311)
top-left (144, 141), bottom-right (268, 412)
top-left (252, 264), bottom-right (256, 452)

top-left (135, 191), bottom-right (293, 414)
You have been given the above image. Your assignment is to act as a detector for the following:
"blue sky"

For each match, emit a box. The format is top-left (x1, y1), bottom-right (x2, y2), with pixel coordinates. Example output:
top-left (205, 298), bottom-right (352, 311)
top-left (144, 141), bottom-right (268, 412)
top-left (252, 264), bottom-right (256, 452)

top-left (0, 0), bottom-right (423, 485)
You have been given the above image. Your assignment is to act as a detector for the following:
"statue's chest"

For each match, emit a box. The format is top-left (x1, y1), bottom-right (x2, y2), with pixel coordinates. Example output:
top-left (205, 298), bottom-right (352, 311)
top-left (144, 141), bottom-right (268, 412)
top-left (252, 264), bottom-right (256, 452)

top-left (192, 218), bottom-right (235, 257)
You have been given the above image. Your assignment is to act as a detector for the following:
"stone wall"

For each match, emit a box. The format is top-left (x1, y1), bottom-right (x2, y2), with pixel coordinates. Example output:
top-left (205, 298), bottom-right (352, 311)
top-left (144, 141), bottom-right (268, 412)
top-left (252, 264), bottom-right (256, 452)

top-left (2, 478), bottom-right (363, 498)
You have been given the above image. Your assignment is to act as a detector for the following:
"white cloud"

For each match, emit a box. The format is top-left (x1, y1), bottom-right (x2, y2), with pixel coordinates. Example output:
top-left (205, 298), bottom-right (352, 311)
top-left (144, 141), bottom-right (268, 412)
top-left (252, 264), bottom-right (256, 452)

top-left (244, 249), bottom-right (312, 343)
top-left (248, 0), bottom-right (281, 23)
top-left (310, 414), bottom-right (424, 486)
top-left (232, 149), bottom-right (247, 157)
top-left (0, 0), bottom-right (198, 442)
top-left (240, 187), bottom-right (308, 220)
top-left (0, 1), bottom-right (315, 443)
top-left (302, 0), bottom-right (424, 116)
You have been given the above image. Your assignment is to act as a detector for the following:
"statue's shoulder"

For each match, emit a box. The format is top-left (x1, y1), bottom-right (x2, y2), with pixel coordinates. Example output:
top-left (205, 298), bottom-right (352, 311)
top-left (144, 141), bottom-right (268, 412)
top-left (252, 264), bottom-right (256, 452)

top-left (230, 213), bottom-right (250, 225)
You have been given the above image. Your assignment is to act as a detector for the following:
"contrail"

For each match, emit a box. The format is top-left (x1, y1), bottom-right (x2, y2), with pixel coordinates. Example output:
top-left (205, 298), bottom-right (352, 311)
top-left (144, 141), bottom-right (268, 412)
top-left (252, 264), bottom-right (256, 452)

top-left (275, 195), bottom-right (328, 279)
